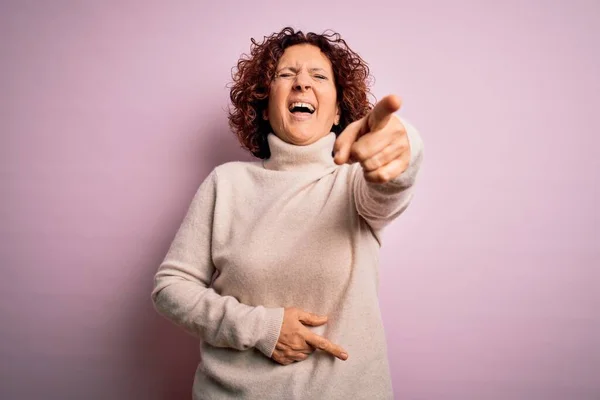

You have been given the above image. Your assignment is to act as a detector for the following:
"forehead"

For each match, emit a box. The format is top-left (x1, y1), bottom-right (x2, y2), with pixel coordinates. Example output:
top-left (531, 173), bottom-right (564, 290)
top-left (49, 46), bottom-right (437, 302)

top-left (277, 44), bottom-right (333, 70)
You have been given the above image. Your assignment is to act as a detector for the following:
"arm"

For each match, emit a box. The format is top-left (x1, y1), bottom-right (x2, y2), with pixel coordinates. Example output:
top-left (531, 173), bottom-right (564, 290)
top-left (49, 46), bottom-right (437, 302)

top-left (352, 116), bottom-right (424, 235)
top-left (151, 170), bottom-right (284, 357)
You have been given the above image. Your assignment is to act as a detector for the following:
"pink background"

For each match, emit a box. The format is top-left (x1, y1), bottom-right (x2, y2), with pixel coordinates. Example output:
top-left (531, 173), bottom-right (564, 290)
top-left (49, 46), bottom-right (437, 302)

top-left (1, 1), bottom-right (598, 399)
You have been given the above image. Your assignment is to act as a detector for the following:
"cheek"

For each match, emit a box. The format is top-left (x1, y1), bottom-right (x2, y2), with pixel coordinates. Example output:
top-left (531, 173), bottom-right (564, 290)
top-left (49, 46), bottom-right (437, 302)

top-left (270, 87), bottom-right (289, 110)
top-left (267, 89), bottom-right (282, 116)
top-left (318, 91), bottom-right (338, 116)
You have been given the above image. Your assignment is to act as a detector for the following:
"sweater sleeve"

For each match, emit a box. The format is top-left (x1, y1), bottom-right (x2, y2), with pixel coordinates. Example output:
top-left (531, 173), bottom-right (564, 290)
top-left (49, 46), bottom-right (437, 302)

top-left (151, 170), bottom-right (284, 358)
top-left (352, 115), bottom-right (424, 241)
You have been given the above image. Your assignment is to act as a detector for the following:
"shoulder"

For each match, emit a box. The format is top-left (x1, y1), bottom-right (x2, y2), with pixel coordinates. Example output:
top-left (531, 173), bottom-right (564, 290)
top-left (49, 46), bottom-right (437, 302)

top-left (211, 160), bottom-right (263, 182)
top-left (213, 160), bottom-right (261, 174)
top-left (188, 160), bottom-right (262, 203)
top-left (196, 160), bottom-right (264, 192)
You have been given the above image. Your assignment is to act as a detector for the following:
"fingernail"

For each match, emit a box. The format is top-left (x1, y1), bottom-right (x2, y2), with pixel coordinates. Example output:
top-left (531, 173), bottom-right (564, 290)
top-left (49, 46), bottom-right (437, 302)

top-left (341, 353), bottom-right (348, 360)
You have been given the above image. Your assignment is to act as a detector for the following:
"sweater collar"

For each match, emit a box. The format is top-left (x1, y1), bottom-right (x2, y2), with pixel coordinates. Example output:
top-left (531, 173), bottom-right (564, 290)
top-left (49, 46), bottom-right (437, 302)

top-left (263, 132), bottom-right (338, 172)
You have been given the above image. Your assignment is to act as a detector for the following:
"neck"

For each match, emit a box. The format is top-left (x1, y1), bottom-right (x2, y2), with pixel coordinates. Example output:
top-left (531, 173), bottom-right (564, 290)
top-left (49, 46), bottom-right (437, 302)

top-left (262, 132), bottom-right (337, 172)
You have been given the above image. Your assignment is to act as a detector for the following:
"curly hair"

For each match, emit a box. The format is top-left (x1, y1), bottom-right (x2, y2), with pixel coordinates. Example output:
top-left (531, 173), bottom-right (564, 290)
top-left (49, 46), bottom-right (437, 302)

top-left (228, 26), bottom-right (375, 159)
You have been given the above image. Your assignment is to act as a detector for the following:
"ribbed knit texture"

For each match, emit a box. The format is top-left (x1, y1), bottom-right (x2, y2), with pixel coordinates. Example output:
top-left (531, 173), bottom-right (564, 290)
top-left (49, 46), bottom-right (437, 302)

top-left (151, 115), bottom-right (424, 399)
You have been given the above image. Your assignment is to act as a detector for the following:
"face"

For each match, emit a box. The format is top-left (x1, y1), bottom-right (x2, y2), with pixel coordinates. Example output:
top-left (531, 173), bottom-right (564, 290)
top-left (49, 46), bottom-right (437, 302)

top-left (265, 44), bottom-right (340, 146)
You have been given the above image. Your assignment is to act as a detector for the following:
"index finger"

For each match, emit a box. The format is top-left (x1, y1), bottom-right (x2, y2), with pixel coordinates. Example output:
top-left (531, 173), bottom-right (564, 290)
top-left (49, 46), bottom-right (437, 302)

top-left (304, 332), bottom-right (348, 361)
top-left (368, 94), bottom-right (402, 132)
top-left (333, 118), bottom-right (364, 165)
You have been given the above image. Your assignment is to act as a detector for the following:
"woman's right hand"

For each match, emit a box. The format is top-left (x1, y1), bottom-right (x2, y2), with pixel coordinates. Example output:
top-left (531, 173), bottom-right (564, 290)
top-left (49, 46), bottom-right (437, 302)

top-left (271, 307), bottom-right (349, 366)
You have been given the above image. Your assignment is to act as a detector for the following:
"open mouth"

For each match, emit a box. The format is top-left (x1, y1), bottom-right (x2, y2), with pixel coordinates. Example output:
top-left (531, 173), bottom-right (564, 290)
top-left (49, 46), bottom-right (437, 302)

top-left (288, 102), bottom-right (315, 115)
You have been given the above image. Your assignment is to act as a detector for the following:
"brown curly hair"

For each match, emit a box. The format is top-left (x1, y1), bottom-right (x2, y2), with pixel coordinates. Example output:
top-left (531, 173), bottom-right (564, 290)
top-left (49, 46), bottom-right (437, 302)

top-left (228, 26), bottom-right (375, 159)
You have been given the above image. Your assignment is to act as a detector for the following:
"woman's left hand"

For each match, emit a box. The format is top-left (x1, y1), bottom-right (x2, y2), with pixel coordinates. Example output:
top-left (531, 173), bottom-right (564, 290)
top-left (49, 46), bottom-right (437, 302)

top-left (333, 94), bottom-right (410, 184)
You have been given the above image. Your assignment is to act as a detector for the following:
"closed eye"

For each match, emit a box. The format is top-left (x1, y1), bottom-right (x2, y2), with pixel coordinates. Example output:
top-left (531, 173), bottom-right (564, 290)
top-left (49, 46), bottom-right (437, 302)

top-left (314, 75), bottom-right (327, 80)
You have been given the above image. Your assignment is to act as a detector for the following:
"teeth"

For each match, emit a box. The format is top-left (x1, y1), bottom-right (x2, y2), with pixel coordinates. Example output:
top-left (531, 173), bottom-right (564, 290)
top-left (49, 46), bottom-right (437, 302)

top-left (288, 102), bottom-right (315, 112)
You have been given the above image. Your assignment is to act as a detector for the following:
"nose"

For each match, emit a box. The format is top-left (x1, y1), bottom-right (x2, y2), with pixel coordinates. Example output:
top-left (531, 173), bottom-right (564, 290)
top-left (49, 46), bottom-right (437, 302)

top-left (293, 72), bottom-right (312, 92)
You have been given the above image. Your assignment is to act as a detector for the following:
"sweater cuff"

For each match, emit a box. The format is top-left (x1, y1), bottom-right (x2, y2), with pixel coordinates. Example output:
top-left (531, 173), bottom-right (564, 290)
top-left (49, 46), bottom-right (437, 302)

top-left (255, 307), bottom-right (284, 358)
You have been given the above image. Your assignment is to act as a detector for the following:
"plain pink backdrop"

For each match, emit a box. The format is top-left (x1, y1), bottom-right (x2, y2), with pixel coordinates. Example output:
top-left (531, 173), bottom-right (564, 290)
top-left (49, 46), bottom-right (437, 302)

top-left (1, 1), bottom-right (598, 399)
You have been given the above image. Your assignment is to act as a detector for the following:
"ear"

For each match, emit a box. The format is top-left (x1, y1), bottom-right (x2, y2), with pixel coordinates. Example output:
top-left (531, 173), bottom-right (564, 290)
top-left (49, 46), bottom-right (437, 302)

top-left (334, 103), bottom-right (341, 125)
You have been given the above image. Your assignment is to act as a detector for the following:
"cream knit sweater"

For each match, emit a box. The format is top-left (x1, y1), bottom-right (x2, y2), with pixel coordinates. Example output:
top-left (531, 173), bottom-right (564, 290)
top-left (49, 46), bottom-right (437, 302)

top-left (151, 115), bottom-right (424, 399)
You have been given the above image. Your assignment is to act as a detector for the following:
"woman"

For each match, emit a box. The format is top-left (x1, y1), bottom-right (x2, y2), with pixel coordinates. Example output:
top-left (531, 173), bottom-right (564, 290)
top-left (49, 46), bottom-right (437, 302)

top-left (151, 26), bottom-right (424, 399)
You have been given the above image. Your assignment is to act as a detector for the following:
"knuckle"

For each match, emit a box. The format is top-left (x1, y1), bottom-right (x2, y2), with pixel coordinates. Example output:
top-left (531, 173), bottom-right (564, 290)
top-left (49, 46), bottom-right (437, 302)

top-left (370, 157), bottom-right (382, 170)
top-left (377, 171), bottom-right (390, 183)
top-left (291, 344), bottom-right (307, 352)
top-left (283, 350), bottom-right (293, 358)
top-left (352, 146), bottom-right (367, 161)
top-left (318, 340), bottom-right (329, 350)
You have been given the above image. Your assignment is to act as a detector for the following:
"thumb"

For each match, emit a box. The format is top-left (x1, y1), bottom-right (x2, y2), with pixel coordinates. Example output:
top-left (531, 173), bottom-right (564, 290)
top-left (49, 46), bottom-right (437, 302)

top-left (297, 310), bottom-right (328, 327)
top-left (333, 118), bottom-right (365, 165)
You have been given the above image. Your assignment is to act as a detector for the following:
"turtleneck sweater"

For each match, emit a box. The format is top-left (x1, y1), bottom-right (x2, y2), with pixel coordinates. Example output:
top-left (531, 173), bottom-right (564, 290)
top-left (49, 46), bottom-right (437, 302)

top-left (151, 115), bottom-right (424, 400)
